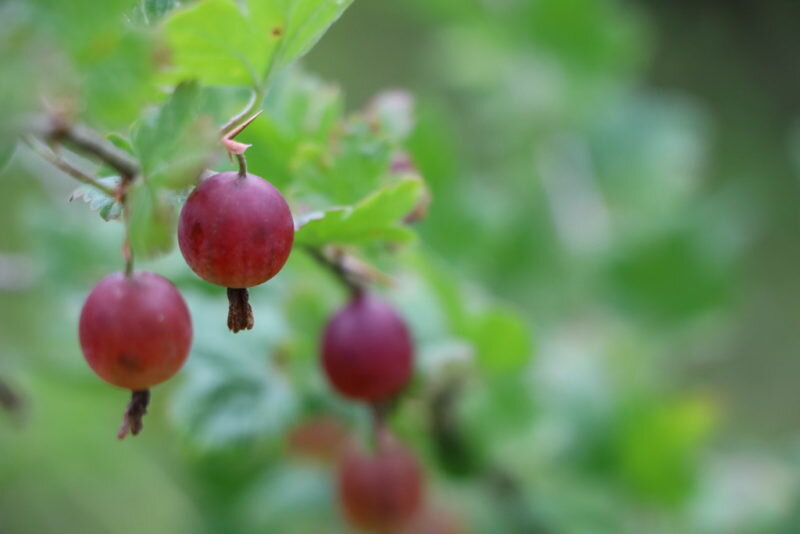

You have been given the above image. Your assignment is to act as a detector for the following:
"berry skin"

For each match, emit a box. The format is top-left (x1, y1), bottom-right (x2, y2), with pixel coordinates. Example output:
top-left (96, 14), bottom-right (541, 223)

top-left (321, 292), bottom-right (413, 402)
top-left (177, 171), bottom-right (294, 289)
top-left (287, 416), bottom-right (350, 464)
top-left (338, 431), bottom-right (424, 531)
top-left (79, 271), bottom-right (192, 391)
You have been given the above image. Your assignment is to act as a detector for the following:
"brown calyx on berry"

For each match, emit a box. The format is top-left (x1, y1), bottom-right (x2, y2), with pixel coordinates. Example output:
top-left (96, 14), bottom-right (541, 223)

top-left (227, 287), bottom-right (254, 333)
top-left (117, 389), bottom-right (150, 440)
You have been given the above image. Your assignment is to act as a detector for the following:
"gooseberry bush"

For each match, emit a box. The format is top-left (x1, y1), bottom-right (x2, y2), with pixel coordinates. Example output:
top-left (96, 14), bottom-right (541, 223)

top-left (0, 0), bottom-right (537, 531)
top-left (3, 0), bottom-right (757, 533)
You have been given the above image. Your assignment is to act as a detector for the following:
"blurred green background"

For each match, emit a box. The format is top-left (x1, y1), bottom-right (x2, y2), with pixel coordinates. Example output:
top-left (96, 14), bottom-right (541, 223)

top-left (3, 0), bottom-right (800, 533)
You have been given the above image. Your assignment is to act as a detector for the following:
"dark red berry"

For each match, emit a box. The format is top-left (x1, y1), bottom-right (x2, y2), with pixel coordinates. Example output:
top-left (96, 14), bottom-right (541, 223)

top-left (338, 430), bottom-right (424, 531)
top-left (287, 415), bottom-right (350, 464)
top-left (79, 271), bottom-right (192, 391)
top-left (178, 171), bottom-right (294, 288)
top-left (321, 292), bottom-right (413, 402)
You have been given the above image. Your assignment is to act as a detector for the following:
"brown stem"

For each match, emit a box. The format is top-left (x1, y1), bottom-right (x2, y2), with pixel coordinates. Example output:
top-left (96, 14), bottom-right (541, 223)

top-left (235, 153), bottom-right (248, 179)
top-left (303, 246), bottom-right (366, 296)
top-left (24, 138), bottom-right (117, 197)
top-left (227, 288), bottom-right (254, 332)
top-left (0, 377), bottom-right (22, 414)
top-left (117, 389), bottom-right (150, 439)
top-left (32, 116), bottom-right (139, 180)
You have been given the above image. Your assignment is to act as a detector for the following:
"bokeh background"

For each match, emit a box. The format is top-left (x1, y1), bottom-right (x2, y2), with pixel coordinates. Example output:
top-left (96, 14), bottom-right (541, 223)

top-left (3, 0), bottom-right (800, 533)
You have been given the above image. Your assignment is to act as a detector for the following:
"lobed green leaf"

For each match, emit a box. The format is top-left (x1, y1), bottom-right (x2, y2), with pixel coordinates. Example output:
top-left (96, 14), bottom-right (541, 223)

top-left (295, 178), bottom-right (424, 246)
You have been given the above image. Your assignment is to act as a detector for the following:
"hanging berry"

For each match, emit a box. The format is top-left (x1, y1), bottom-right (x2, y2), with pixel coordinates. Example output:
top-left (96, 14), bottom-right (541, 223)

top-left (321, 292), bottom-right (414, 402)
top-left (178, 170), bottom-right (294, 332)
top-left (338, 429), bottom-right (424, 531)
top-left (79, 271), bottom-right (192, 438)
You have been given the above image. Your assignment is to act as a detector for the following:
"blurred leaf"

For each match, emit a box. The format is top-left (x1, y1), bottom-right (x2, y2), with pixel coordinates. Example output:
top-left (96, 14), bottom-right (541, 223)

top-left (607, 229), bottom-right (731, 321)
top-left (127, 182), bottom-right (176, 258)
top-left (276, 115), bottom-right (395, 206)
top-left (69, 177), bottom-right (123, 221)
top-left (520, 0), bottom-right (644, 76)
top-left (466, 306), bottom-right (533, 375)
top-left (239, 69), bottom-right (343, 189)
top-left (142, 0), bottom-right (179, 23)
top-left (0, 141), bottom-right (16, 173)
top-left (616, 396), bottom-right (716, 504)
top-left (263, 0), bottom-right (355, 65)
top-left (295, 178), bottom-right (423, 246)
top-left (30, 0), bottom-right (132, 54)
top-left (81, 30), bottom-right (158, 127)
top-left (163, 0), bottom-right (271, 86)
top-left (106, 133), bottom-right (135, 154)
top-left (239, 464), bottom-right (340, 531)
top-left (172, 360), bottom-right (297, 450)
top-left (133, 81), bottom-right (217, 189)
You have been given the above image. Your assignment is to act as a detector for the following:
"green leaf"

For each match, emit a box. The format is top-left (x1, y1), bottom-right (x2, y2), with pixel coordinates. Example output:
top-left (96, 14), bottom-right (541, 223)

top-left (163, 0), bottom-right (353, 87)
top-left (163, 0), bottom-right (273, 86)
top-left (169, 291), bottom-right (298, 450)
top-left (285, 116), bottom-right (394, 205)
top-left (238, 69), bottom-right (343, 189)
top-left (295, 178), bottom-right (424, 246)
top-left (69, 177), bottom-right (123, 221)
top-left (142, 0), bottom-right (179, 23)
top-left (607, 228), bottom-right (731, 321)
top-left (127, 182), bottom-right (176, 258)
top-left (615, 396), bottom-right (715, 504)
top-left (132, 81), bottom-right (217, 189)
top-left (81, 30), bottom-right (159, 127)
top-left (466, 306), bottom-right (533, 375)
top-left (268, 0), bottom-right (355, 65)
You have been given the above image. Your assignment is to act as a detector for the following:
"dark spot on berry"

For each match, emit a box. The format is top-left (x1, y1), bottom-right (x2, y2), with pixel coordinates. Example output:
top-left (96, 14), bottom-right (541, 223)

top-left (190, 222), bottom-right (204, 253)
top-left (118, 353), bottom-right (142, 372)
top-left (271, 26), bottom-right (283, 38)
top-left (252, 225), bottom-right (269, 245)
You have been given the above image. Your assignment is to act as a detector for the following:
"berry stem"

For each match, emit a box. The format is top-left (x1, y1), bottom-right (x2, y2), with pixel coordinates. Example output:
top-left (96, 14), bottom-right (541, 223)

top-left (303, 246), bottom-right (367, 296)
top-left (117, 389), bottom-right (150, 439)
top-left (118, 183), bottom-right (135, 277)
top-left (227, 287), bottom-right (254, 332)
top-left (235, 153), bottom-right (248, 179)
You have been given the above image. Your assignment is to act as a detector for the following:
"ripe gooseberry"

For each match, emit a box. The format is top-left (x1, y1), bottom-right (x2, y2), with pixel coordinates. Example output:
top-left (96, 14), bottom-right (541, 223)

top-left (178, 171), bottom-right (294, 332)
top-left (338, 430), bottom-right (424, 531)
top-left (287, 415), bottom-right (350, 464)
top-left (79, 271), bottom-right (192, 438)
top-left (321, 292), bottom-right (413, 402)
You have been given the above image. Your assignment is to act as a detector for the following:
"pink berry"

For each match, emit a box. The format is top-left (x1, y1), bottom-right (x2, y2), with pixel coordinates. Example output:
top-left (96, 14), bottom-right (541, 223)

top-left (322, 292), bottom-right (413, 402)
top-left (178, 171), bottom-right (294, 289)
top-left (338, 430), bottom-right (424, 531)
top-left (79, 271), bottom-right (192, 391)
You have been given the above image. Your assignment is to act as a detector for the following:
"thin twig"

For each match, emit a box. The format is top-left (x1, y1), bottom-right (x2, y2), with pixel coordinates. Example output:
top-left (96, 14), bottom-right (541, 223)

top-left (23, 138), bottom-right (116, 197)
top-left (304, 246), bottom-right (366, 295)
top-left (31, 116), bottom-right (139, 180)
